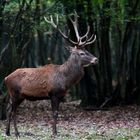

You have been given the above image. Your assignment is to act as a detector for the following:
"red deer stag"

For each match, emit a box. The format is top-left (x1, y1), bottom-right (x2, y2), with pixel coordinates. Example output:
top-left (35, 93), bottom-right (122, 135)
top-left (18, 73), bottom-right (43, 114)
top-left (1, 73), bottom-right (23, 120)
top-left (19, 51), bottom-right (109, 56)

top-left (5, 13), bottom-right (98, 137)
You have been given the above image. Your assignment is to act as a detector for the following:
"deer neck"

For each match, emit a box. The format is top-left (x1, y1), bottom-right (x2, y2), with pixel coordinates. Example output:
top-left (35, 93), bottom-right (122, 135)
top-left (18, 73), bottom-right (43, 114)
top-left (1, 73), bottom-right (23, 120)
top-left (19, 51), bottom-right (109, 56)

top-left (60, 53), bottom-right (84, 86)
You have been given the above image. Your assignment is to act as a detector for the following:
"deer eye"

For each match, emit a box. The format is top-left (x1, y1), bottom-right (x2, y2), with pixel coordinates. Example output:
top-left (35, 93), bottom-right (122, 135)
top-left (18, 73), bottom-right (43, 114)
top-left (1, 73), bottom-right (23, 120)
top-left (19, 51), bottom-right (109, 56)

top-left (80, 52), bottom-right (85, 56)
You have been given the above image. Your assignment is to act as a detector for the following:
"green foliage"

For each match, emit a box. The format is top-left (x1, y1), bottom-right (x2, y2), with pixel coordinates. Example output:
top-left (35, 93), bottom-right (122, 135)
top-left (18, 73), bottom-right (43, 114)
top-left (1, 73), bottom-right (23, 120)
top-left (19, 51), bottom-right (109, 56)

top-left (0, 134), bottom-right (3, 140)
top-left (4, 1), bottom-right (19, 12)
top-left (93, 0), bottom-right (104, 6)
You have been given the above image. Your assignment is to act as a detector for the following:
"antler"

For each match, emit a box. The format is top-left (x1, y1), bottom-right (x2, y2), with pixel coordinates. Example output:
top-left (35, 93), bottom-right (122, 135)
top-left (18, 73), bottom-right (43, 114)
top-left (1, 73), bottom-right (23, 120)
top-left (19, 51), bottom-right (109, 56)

top-left (44, 15), bottom-right (77, 45)
top-left (69, 12), bottom-right (96, 47)
top-left (44, 13), bottom-right (96, 48)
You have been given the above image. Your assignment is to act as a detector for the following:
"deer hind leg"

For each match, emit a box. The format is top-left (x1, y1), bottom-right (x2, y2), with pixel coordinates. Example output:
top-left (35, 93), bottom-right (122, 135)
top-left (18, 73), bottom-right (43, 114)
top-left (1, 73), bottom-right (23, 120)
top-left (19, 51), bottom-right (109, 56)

top-left (51, 95), bottom-right (60, 135)
top-left (13, 98), bottom-right (24, 137)
top-left (6, 88), bottom-right (24, 137)
top-left (6, 98), bottom-right (12, 136)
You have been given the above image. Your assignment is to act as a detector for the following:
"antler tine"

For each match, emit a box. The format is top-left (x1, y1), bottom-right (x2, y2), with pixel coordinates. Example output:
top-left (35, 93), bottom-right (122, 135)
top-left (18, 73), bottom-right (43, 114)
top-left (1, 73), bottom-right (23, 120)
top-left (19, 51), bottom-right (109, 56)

top-left (57, 29), bottom-right (77, 45)
top-left (79, 34), bottom-right (96, 47)
top-left (81, 26), bottom-right (90, 40)
top-left (79, 26), bottom-right (96, 46)
top-left (44, 15), bottom-right (77, 45)
top-left (69, 13), bottom-right (80, 42)
top-left (76, 26), bottom-right (92, 46)
top-left (85, 34), bottom-right (96, 46)
top-left (44, 16), bottom-right (57, 29)
top-left (87, 34), bottom-right (94, 42)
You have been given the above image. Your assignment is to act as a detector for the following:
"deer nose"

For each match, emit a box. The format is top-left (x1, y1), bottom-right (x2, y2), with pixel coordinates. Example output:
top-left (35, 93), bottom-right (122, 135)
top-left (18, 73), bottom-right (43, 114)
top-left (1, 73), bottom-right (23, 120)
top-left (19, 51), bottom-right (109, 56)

top-left (91, 57), bottom-right (98, 64)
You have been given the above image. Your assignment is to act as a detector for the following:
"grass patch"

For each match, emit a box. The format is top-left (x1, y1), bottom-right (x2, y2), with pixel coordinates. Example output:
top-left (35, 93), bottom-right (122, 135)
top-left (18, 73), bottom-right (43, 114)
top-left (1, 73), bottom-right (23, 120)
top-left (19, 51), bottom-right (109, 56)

top-left (1, 125), bottom-right (140, 140)
top-left (1, 105), bottom-right (140, 139)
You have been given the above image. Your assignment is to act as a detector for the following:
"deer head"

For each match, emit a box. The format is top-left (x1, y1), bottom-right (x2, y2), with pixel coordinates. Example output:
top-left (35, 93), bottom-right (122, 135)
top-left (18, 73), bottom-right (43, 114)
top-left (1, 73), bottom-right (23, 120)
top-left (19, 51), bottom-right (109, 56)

top-left (44, 12), bottom-right (98, 67)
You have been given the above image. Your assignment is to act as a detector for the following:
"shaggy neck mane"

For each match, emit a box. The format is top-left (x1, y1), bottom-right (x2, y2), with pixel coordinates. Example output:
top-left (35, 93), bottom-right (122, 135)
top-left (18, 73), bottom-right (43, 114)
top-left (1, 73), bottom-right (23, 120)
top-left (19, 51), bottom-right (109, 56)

top-left (58, 53), bottom-right (84, 88)
top-left (60, 53), bottom-right (83, 74)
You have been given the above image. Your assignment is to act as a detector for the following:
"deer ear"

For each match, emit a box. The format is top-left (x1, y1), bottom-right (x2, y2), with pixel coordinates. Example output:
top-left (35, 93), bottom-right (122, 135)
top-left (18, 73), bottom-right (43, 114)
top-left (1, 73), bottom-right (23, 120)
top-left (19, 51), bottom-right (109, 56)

top-left (65, 46), bottom-right (73, 52)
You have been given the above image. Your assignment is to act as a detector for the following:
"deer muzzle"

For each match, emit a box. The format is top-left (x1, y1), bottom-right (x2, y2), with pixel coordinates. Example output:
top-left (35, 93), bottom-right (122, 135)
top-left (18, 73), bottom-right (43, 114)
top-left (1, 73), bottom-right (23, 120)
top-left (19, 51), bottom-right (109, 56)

top-left (90, 57), bottom-right (98, 65)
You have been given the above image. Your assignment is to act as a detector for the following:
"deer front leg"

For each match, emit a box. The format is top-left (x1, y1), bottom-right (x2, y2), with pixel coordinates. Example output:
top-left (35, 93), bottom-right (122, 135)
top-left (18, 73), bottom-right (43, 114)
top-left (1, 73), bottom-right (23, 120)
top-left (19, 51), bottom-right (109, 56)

top-left (51, 95), bottom-right (60, 135)
top-left (6, 103), bottom-right (12, 136)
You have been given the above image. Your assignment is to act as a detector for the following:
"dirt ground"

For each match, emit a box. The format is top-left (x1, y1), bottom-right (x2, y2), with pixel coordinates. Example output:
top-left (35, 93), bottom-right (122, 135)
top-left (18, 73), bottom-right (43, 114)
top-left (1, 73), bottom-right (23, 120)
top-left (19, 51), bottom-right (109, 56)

top-left (1, 100), bottom-right (140, 140)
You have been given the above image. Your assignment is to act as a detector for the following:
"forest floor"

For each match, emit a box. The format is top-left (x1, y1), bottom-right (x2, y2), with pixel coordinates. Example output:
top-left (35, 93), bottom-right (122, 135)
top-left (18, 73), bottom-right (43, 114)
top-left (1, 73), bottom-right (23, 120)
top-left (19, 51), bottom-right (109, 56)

top-left (1, 100), bottom-right (140, 140)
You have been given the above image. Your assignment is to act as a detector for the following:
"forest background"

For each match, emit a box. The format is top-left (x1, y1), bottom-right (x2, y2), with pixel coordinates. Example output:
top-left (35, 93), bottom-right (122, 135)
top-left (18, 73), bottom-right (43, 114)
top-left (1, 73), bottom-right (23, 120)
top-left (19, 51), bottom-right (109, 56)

top-left (0, 0), bottom-right (140, 120)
